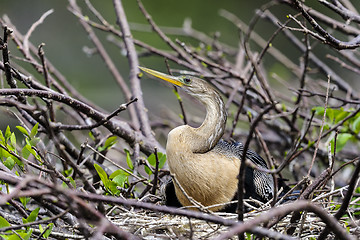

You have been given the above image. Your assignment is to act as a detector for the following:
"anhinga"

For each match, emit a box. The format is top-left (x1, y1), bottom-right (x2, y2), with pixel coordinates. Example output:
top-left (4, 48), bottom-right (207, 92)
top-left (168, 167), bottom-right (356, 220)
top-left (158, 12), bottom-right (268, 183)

top-left (140, 66), bottom-right (274, 212)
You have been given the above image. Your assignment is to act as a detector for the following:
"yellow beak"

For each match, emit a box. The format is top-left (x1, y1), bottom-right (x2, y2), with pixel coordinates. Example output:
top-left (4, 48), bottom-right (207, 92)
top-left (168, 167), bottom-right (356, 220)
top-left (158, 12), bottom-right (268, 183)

top-left (139, 66), bottom-right (183, 87)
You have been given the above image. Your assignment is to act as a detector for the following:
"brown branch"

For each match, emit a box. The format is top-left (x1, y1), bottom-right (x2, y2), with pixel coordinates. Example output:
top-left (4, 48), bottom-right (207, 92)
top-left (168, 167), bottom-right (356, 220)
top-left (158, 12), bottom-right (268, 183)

top-left (237, 104), bottom-right (274, 240)
top-left (0, 88), bottom-right (163, 154)
top-left (292, 0), bottom-right (360, 50)
top-left (215, 200), bottom-right (354, 240)
top-left (318, 159), bottom-right (360, 240)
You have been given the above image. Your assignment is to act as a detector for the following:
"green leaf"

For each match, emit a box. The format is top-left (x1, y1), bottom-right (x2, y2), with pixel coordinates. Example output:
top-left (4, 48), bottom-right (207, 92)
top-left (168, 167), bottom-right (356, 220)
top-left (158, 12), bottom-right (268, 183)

top-left (23, 207), bottom-right (39, 224)
top-left (104, 136), bottom-right (117, 149)
top-left (158, 153), bottom-right (166, 169)
top-left (334, 108), bottom-right (350, 123)
top-left (352, 116), bottom-right (360, 133)
top-left (313, 106), bottom-right (324, 115)
top-left (5, 126), bottom-right (11, 142)
top-left (94, 164), bottom-right (109, 188)
top-left (98, 136), bottom-right (117, 152)
top-left (108, 181), bottom-right (120, 195)
top-left (147, 152), bottom-right (166, 169)
top-left (24, 145), bottom-right (41, 161)
top-left (30, 123), bottom-right (39, 139)
top-left (16, 126), bottom-right (30, 138)
top-left (144, 165), bottom-right (152, 175)
top-left (0, 147), bottom-right (11, 160)
top-left (112, 174), bottom-right (128, 188)
top-left (10, 133), bottom-right (16, 150)
top-left (0, 216), bottom-right (10, 228)
top-left (88, 131), bottom-right (95, 141)
top-left (124, 149), bottom-right (134, 170)
top-left (67, 176), bottom-right (76, 188)
top-left (109, 169), bottom-right (129, 179)
top-left (22, 145), bottom-right (31, 159)
top-left (63, 168), bottom-right (73, 177)
top-left (29, 138), bottom-right (40, 147)
top-left (41, 223), bottom-right (53, 238)
top-left (19, 197), bottom-right (30, 209)
top-left (326, 108), bottom-right (334, 122)
top-left (0, 130), bottom-right (5, 144)
top-left (334, 133), bottom-right (353, 153)
top-left (148, 153), bottom-right (156, 166)
top-left (12, 156), bottom-right (23, 169)
top-left (4, 157), bottom-right (15, 170)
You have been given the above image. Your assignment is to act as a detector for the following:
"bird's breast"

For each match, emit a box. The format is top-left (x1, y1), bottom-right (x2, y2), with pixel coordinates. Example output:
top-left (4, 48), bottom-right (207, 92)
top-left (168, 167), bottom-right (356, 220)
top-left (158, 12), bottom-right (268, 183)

top-left (166, 128), bottom-right (240, 211)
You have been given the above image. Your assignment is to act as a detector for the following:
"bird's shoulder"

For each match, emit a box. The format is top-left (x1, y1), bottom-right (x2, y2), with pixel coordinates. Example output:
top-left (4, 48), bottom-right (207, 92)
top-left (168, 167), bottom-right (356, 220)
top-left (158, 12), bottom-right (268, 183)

top-left (212, 139), bottom-right (268, 168)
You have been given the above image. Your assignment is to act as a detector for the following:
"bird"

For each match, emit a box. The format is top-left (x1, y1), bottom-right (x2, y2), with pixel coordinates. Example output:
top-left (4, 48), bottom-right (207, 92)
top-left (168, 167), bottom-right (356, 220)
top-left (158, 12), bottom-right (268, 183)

top-left (139, 66), bottom-right (275, 212)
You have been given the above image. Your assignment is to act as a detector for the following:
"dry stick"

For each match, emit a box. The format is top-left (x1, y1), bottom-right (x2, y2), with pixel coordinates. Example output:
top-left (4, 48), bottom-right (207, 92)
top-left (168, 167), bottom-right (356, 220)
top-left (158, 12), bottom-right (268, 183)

top-left (72, 10), bottom-right (196, 71)
top-left (293, 0), bottom-right (360, 49)
top-left (263, 10), bottom-right (355, 97)
top-left (1, 16), bottom-right (100, 108)
top-left (150, 147), bottom-right (159, 195)
top-left (68, 0), bottom-right (140, 131)
top-left (22, 9), bottom-right (54, 56)
top-left (219, 8), bottom-right (302, 80)
top-left (1, 27), bottom-right (26, 104)
top-left (56, 98), bottom-right (138, 131)
top-left (215, 201), bottom-right (354, 240)
top-left (247, 10), bottom-right (302, 135)
top-left (114, 0), bottom-right (160, 143)
top-left (329, 157), bottom-right (360, 180)
top-left (318, 159), bottom-right (360, 240)
top-left (291, 24), bottom-right (310, 126)
top-left (322, 0), bottom-right (360, 23)
top-left (136, 0), bottom-right (200, 69)
top-left (254, 128), bottom-right (278, 207)
top-left (65, 194), bottom-right (140, 240)
top-left (164, 59), bottom-right (188, 125)
top-left (283, 0), bottom-right (360, 36)
top-left (284, 167), bottom-right (331, 235)
top-left (72, 191), bottom-right (292, 239)
top-left (38, 43), bottom-right (55, 122)
top-left (0, 88), bottom-right (162, 154)
top-left (237, 104), bottom-right (273, 240)
top-left (307, 75), bottom-right (330, 177)
top-left (327, 54), bottom-right (360, 75)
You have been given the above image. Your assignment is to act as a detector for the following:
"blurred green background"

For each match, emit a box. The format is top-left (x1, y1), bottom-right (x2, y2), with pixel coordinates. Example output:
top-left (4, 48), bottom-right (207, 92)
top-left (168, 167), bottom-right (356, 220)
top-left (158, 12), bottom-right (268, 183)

top-left (0, 0), bottom-right (269, 110)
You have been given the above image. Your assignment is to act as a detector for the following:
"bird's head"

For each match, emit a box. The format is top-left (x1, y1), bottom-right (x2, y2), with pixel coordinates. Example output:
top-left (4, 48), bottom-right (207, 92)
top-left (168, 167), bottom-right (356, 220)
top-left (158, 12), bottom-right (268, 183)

top-left (139, 66), bottom-right (215, 99)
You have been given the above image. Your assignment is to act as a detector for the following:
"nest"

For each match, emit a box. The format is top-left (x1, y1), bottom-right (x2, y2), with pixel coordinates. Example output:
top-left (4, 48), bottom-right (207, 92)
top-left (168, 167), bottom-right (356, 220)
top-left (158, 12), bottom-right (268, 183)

top-left (110, 208), bottom-right (238, 239)
top-left (107, 199), bottom-right (359, 239)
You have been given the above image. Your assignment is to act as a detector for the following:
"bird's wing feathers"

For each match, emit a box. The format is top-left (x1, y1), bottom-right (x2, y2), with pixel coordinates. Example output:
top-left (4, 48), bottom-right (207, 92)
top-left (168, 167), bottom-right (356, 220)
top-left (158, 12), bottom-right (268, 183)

top-left (213, 140), bottom-right (274, 202)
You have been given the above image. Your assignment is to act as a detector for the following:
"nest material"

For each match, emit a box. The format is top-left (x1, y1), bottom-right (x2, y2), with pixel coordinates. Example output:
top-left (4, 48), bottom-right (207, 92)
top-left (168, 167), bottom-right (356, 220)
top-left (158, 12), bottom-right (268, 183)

top-left (107, 202), bottom-right (354, 239)
top-left (110, 209), bottom-right (238, 239)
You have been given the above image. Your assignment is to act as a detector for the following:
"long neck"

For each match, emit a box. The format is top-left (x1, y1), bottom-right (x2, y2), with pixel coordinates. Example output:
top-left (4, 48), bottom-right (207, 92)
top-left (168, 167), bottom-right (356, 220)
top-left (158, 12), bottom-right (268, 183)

top-left (189, 91), bottom-right (227, 153)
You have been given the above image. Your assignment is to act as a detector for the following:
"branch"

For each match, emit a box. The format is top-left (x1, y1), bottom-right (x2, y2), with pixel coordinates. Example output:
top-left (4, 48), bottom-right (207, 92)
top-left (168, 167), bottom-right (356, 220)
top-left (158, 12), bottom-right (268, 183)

top-left (0, 89), bottom-right (163, 154)
top-left (215, 201), bottom-right (354, 240)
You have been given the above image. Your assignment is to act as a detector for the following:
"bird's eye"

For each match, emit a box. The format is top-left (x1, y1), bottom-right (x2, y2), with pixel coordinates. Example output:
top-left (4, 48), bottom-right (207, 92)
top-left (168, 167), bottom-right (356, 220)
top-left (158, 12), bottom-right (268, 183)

top-left (183, 77), bottom-right (191, 84)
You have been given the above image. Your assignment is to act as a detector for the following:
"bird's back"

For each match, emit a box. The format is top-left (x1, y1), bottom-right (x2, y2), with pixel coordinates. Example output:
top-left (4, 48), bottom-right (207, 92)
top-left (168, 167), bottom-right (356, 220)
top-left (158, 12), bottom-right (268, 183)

top-left (213, 140), bottom-right (274, 203)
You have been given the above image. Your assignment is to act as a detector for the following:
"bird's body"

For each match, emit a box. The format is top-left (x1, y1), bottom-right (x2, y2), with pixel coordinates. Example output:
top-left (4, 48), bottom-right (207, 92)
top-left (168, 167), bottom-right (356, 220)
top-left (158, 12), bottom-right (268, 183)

top-left (140, 66), bottom-right (274, 211)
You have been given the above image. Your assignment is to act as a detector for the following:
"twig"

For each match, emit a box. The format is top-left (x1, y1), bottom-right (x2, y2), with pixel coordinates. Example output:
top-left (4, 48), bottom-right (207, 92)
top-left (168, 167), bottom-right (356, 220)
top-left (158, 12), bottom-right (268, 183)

top-left (318, 159), bottom-right (360, 240)
top-left (150, 148), bottom-right (159, 195)
top-left (306, 75), bottom-right (330, 177)
top-left (215, 201), bottom-right (354, 240)
top-left (237, 104), bottom-right (273, 240)
top-left (23, 9), bottom-right (54, 56)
